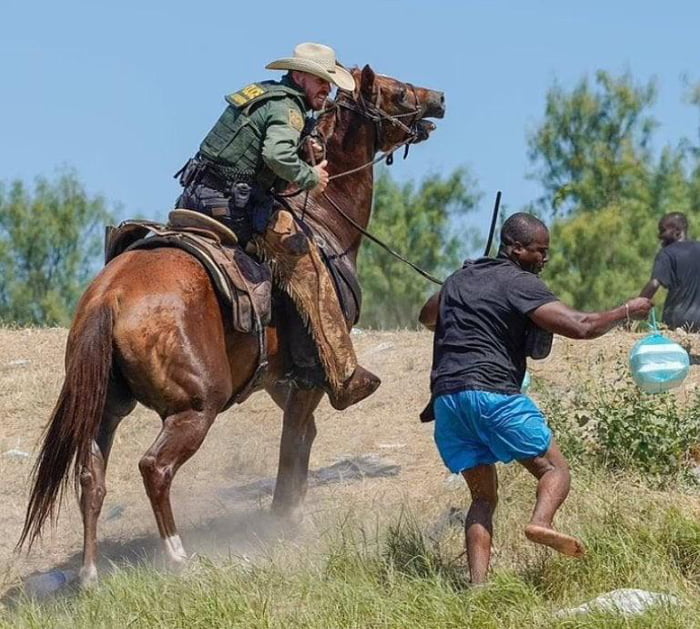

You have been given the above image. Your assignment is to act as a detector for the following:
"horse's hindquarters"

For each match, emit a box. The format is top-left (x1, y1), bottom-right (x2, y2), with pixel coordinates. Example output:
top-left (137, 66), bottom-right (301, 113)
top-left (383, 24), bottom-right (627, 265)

top-left (95, 248), bottom-right (257, 415)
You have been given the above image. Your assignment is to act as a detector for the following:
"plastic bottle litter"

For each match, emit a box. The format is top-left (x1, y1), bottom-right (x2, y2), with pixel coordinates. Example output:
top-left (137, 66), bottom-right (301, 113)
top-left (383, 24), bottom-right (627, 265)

top-left (6, 359), bottom-right (30, 368)
top-left (3, 438), bottom-right (29, 460)
top-left (24, 569), bottom-right (77, 598)
top-left (105, 504), bottom-right (125, 521)
top-left (426, 506), bottom-right (466, 540)
top-left (3, 448), bottom-right (29, 460)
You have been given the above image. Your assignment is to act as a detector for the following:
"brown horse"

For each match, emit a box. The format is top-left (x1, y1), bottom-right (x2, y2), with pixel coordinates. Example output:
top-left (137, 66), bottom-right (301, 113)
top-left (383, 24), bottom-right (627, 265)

top-left (19, 65), bottom-right (445, 587)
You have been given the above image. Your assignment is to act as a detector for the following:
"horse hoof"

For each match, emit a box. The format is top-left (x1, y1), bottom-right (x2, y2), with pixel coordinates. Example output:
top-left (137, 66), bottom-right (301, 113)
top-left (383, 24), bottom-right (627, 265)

top-left (271, 504), bottom-right (304, 527)
top-left (163, 535), bottom-right (189, 572)
top-left (166, 555), bottom-right (190, 575)
top-left (79, 565), bottom-right (99, 590)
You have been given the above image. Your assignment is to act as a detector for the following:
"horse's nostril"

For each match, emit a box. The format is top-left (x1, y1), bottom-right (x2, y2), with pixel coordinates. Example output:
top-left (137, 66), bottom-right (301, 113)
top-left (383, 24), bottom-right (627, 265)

top-left (430, 92), bottom-right (446, 117)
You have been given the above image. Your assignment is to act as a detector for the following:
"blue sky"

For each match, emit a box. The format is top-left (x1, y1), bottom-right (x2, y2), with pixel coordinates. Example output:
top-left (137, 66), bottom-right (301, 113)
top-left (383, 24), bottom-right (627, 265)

top-left (1, 0), bottom-right (698, 240)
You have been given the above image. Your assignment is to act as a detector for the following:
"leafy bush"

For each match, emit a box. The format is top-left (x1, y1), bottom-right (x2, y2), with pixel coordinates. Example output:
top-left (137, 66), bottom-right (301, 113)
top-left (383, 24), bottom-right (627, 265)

top-left (589, 381), bottom-right (700, 481)
top-left (539, 360), bottom-right (700, 484)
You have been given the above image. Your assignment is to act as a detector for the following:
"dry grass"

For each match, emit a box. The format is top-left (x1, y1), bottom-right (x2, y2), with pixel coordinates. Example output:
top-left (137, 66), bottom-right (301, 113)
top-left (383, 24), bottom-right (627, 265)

top-left (1, 325), bottom-right (700, 602)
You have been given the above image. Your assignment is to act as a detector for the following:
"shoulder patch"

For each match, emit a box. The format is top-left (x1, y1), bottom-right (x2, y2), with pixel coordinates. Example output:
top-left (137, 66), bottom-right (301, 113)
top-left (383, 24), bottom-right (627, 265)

top-left (288, 108), bottom-right (304, 132)
top-left (228, 83), bottom-right (266, 106)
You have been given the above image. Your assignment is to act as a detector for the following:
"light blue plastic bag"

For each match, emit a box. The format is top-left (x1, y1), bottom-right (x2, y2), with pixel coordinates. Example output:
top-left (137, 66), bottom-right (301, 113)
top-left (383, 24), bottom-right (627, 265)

top-left (521, 370), bottom-right (531, 394)
top-left (628, 313), bottom-right (689, 393)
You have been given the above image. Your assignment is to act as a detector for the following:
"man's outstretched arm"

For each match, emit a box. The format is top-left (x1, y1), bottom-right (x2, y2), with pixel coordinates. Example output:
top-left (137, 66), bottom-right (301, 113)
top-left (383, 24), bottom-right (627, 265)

top-left (529, 297), bottom-right (652, 340)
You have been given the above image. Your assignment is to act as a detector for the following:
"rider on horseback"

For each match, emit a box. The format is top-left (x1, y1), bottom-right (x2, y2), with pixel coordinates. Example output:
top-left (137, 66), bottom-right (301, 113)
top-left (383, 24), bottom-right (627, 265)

top-left (175, 42), bottom-right (381, 410)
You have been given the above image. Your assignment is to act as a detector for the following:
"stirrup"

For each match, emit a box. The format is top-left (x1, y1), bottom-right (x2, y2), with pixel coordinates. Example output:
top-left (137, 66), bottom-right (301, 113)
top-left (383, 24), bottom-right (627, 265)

top-left (168, 209), bottom-right (238, 247)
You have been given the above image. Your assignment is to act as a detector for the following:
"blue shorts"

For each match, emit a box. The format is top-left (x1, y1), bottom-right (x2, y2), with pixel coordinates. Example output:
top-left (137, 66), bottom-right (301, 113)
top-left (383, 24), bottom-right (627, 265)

top-left (433, 389), bottom-right (552, 473)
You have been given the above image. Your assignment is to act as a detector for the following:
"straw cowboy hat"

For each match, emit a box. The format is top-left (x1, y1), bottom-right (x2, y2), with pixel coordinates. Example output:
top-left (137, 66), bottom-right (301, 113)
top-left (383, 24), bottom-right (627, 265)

top-left (266, 42), bottom-right (356, 91)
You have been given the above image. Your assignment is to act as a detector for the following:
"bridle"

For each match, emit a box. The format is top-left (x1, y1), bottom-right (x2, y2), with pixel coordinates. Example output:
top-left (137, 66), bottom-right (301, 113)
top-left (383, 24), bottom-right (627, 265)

top-left (283, 80), bottom-right (445, 286)
top-left (309, 81), bottom-right (426, 179)
top-left (279, 82), bottom-right (426, 191)
top-left (335, 82), bottom-right (424, 155)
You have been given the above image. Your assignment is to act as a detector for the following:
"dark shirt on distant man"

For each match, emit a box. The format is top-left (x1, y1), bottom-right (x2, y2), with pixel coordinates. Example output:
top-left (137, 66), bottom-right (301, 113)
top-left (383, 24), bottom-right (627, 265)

top-left (652, 240), bottom-right (700, 331)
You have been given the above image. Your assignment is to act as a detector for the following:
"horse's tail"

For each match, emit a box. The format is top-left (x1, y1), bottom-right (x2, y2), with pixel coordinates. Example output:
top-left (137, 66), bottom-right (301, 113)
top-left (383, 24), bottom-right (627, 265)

top-left (17, 300), bottom-right (114, 551)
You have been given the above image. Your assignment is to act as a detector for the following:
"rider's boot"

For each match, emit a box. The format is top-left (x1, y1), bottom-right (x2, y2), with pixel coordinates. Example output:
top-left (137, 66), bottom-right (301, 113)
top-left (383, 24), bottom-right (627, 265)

top-left (257, 209), bottom-right (381, 409)
top-left (326, 364), bottom-right (381, 411)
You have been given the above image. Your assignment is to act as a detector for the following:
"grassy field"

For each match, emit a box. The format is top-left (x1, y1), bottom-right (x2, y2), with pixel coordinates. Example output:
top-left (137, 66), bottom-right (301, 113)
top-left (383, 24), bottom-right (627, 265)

top-left (1, 327), bottom-right (700, 627)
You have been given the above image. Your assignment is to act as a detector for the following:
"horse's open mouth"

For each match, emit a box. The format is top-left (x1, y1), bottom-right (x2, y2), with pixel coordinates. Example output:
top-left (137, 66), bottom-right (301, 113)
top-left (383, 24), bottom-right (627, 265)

top-left (412, 119), bottom-right (437, 144)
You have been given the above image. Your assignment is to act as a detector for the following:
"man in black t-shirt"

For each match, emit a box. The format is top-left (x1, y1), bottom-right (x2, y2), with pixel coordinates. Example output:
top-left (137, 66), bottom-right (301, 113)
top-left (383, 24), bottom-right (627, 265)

top-left (419, 212), bottom-right (652, 585)
top-left (640, 212), bottom-right (700, 331)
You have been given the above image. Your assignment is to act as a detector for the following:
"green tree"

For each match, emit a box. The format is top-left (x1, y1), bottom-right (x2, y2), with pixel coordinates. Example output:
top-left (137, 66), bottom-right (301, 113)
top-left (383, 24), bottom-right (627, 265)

top-left (527, 71), bottom-right (697, 310)
top-left (358, 168), bottom-right (480, 329)
top-left (687, 81), bottom-right (700, 221)
top-left (542, 200), bottom-right (659, 310)
top-left (527, 70), bottom-right (657, 216)
top-left (0, 170), bottom-right (114, 326)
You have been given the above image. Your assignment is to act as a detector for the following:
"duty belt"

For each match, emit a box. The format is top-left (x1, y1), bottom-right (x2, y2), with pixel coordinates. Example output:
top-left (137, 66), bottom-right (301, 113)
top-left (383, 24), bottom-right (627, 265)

top-left (196, 156), bottom-right (254, 194)
top-left (198, 169), bottom-right (233, 193)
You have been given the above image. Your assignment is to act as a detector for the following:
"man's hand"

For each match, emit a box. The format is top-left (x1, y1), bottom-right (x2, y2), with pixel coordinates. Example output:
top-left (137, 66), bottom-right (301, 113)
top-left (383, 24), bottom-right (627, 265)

top-left (312, 159), bottom-right (329, 194)
top-left (625, 297), bottom-right (653, 320)
top-left (308, 138), bottom-right (324, 164)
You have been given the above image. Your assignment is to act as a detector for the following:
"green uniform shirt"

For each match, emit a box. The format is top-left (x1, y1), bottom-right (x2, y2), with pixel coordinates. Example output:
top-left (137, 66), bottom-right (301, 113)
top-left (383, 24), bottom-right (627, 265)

top-left (199, 77), bottom-right (320, 192)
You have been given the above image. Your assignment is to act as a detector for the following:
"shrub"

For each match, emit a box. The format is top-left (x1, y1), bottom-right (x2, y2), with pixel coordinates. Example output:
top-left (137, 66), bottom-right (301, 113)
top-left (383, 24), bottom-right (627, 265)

top-left (589, 379), bottom-right (700, 482)
top-left (539, 360), bottom-right (700, 485)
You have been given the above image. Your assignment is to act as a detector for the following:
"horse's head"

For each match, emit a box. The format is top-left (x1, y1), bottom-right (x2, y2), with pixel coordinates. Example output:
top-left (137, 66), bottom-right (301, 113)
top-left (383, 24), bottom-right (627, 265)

top-left (342, 64), bottom-right (445, 152)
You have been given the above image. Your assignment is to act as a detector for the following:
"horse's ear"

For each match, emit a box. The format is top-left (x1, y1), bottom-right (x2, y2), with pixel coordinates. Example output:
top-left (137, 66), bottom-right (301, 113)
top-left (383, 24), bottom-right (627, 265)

top-left (360, 64), bottom-right (375, 98)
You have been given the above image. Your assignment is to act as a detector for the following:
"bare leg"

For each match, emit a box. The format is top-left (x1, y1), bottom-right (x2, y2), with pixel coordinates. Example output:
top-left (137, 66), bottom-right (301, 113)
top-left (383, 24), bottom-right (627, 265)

top-left (271, 387), bottom-right (323, 521)
top-left (518, 440), bottom-right (585, 557)
top-left (139, 409), bottom-right (217, 569)
top-left (79, 394), bottom-right (134, 588)
top-left (461, 464), bottom-right (498, 585)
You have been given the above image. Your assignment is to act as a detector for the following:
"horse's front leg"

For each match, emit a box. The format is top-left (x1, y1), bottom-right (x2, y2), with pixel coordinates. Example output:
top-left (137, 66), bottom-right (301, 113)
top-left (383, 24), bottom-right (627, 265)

top-left (271, 386), bottom-right (323, 521)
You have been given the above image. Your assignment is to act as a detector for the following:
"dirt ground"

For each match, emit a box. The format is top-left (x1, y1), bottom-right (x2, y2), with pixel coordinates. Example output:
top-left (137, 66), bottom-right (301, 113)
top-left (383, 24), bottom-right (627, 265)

top-left (1, 325), bottom-right (699, 597)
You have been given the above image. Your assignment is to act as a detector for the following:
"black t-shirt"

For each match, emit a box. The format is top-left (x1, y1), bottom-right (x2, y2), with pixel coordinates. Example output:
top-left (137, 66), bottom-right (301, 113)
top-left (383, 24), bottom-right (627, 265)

top-left (652, 240), bottom-right (700, 331)
top-left (430, 256), bottom-right (558, 397)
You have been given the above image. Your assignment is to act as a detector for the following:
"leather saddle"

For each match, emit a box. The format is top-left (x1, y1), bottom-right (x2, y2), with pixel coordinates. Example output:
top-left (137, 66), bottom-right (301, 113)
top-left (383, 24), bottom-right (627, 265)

top-left (105, 210), bottom-right (271, 335)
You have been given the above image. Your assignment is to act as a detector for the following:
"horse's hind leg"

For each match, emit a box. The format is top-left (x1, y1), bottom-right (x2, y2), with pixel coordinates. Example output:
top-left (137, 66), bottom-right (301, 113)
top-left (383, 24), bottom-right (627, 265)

top-left (138, 409), bottom-right (217, 569)
top-left (79, 388), bottom-right (136, 588)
